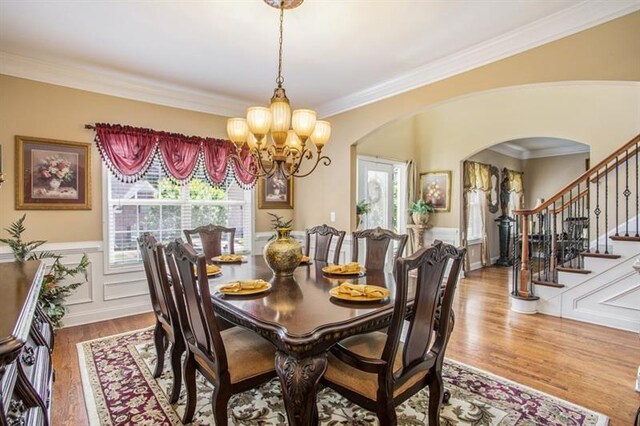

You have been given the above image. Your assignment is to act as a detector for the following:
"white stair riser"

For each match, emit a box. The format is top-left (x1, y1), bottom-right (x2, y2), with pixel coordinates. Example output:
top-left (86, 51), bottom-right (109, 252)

top-left (583, 256), bottom-right (623, 273)
top-left (611, 240), bottom-right (640, 258)
top-left (557, 271), bottom-right (590, 286)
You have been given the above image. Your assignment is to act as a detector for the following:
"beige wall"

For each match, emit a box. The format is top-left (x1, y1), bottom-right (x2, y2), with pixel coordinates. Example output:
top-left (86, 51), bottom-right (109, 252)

top-left (295, 12), bottom-right (640, 233)
top-left (524, 152), bottom-right (590, 208)
top-left (0, 75), bottom-right (286, 244)
top-left (356, 117), bottom-right (418, 162)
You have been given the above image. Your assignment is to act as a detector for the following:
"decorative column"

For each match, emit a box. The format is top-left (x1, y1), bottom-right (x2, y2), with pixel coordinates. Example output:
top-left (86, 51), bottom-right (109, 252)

top-left (494, 215), bottom-right (514, 266)
top-left (407, 224), bottom-right (433, 253)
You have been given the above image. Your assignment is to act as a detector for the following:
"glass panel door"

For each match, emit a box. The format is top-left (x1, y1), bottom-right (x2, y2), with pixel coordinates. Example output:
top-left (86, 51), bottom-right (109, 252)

top-left (358, 159), bottom-right (394, 230)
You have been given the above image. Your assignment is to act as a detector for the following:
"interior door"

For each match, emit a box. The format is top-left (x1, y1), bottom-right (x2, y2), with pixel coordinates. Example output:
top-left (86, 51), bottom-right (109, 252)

top-left (358, 159), bottom-right (394, 230)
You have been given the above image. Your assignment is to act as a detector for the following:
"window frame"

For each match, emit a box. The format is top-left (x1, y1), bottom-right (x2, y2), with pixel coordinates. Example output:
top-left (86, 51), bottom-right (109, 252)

top-left (101, 166), bottom-right (254, 275)
top-left (466, 189), bottom-right (484, 245)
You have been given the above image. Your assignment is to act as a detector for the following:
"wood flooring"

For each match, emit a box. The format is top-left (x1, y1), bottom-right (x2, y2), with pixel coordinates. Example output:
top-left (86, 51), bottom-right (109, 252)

top-left (51, 266), bottom-right (639, 425)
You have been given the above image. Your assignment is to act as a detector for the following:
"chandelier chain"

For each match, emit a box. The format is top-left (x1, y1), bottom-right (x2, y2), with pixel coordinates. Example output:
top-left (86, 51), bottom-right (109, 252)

top-left (276, 5), bottom-right (285, 87)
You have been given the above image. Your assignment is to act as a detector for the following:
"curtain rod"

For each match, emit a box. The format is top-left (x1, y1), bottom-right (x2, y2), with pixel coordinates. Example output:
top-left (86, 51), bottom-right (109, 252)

top-left (85, 124), bottom-right (96, 130)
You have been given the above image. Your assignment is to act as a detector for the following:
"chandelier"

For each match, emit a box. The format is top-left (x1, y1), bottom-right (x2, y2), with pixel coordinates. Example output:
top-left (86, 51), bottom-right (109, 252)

top-left (226, 0), bottom-right (331, 179)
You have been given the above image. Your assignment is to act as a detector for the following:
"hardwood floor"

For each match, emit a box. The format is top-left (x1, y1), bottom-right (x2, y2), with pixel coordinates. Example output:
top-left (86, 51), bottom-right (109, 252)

top-left (52, 266), bottom-right (639, 425)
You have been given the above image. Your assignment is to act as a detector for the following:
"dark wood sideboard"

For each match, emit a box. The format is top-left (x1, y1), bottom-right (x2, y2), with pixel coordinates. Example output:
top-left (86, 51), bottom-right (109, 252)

top-left (0, 261), bottom-right (54, 426)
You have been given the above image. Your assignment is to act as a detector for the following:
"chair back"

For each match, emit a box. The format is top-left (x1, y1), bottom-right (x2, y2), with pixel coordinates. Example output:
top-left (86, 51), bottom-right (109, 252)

top-left (138, 233), bottom-right (176, 324)
top-left (352, 227), bottom-right (408, 270)
top-left (383, 241), bottom-right (465, 381)
top-left (305, 224), bottom-right (346, 264)
top-left (165, 239), bottom-right (228, 375)
top-left (184, 225), bottom-right (236, 261)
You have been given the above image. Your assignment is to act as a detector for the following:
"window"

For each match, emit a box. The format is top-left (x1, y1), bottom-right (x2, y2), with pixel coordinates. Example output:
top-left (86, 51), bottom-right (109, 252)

top-left (104, 159), bottom-right (253, 271)
top-left (466, 190), bottom-right (484, 243)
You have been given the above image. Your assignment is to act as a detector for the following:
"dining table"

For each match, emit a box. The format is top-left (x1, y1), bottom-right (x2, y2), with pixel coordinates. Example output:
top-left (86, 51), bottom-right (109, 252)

top-left (208, 255), bottom-right (413, 426)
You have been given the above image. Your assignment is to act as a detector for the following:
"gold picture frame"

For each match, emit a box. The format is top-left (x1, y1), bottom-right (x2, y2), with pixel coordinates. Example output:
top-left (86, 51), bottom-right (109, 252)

top-left (16, 135), bottom-right (92, 210)
top-left (258, 170), bottom-right (293, 209)
top-left (420, 170), bottom-right (451, 212)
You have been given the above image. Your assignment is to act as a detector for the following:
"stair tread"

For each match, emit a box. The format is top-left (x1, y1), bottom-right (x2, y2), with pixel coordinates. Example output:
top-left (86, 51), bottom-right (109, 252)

top-left (532, 279), bottom-right (565, 288)
top-left (581, 253), bottom-right (622, 259)
top-left (610, 235), bottom-right (640, 241)
top-left (556, 267), bottom-right (592, 274)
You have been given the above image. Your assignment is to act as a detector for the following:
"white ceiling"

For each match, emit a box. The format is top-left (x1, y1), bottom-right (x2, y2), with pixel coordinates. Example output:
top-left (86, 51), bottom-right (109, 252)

top-left (0, 0), bottom-right (638, 117)
top-left (488, 137), bottom-right (590, 159)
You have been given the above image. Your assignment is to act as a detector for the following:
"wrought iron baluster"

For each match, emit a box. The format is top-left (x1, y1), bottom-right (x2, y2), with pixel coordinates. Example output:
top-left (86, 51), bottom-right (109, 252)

top-left (552, 202), bottom-right (558, 281)
top-left (605, 163), bottom-right (609, 254)
top-left (595, 170), bottom-right (600, 254)
top-left (615, 156), bottom-right (619, 236)
top-left (586, 178), bottom-right (590, 253)
top-left (561, 194), bottom-right (565, 266)
top-left (636, 142), bottom-right (639, 237)
top-left (624, 149), bottom-right (630, 237)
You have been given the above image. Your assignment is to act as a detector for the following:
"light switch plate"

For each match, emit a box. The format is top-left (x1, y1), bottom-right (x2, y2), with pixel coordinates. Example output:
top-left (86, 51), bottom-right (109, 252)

top-left (330, 212), bottom-right (336, 223)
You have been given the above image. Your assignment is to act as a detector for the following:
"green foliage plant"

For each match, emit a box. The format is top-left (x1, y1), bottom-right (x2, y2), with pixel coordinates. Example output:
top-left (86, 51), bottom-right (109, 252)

top-left (356, 200), bottom-right (370, 216)
top-left (0, 214), bottom-right (89, 328)
top-left (409, 199), bottom-right (435, 214)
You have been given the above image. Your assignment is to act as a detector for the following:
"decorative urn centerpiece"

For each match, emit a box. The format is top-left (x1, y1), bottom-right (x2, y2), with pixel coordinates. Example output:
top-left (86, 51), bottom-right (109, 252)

top-left (263, 213), bottom-right (302, 277)
top-left (409, 199), bottom-right (435, 225)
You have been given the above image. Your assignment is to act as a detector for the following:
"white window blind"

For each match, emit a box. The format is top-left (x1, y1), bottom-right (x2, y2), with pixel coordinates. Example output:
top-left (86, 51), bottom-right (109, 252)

top-left (105, 159), bottom-right (253, 270)
top-left (466, 190), bottom-right (483, 242)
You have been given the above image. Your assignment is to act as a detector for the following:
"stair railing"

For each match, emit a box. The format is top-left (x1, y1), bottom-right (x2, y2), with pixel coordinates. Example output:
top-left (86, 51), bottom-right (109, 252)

top-left (511, 133), bottom-right (640, 300)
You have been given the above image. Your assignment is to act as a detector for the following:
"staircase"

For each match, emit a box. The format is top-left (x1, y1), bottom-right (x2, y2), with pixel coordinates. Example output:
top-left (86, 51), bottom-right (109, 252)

top-left (510, 134), bottom-right (640, 332)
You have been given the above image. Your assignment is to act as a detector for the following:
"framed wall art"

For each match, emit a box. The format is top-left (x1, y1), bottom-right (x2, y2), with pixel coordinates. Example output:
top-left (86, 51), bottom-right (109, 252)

top-left (16, 135), bottom-right (91, 210)
top-left (258, 169), bottom-right (293, 209)
top-left (420, 170), bottom-right (451, 212)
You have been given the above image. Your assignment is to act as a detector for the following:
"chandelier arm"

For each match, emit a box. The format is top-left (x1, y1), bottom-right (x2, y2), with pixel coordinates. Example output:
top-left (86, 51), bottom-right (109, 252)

top-left (228, 151), bottom-right (268, 179)
top-left (289, 154), bottom-right (332, 178)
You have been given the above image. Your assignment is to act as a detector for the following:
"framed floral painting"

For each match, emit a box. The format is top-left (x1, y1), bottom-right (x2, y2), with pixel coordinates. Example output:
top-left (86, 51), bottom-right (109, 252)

top-left (16, 136), bottom-right (91, 210)
top-left (420, 170), bottom-right (451, 212)
top-left (258, 169), bottom-right (293, 209)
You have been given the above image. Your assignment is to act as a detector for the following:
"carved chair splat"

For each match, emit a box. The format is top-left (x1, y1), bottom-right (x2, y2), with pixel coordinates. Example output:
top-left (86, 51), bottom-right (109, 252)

top-left (305, 224), bottom-right (346, 264)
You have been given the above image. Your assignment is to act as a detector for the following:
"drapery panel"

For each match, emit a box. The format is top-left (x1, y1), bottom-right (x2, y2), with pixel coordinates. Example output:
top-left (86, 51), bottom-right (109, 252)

top-left (92, 123), bottom-right (257, 188)
top-left (505, 169), bottom-right (524, 193)
top-left (462, 161), bottom-right (492, 272)
top-left (463, 161), bottom-right (492, 191)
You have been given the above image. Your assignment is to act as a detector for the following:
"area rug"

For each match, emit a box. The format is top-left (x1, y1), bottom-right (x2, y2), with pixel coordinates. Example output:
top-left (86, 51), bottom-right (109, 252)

top-left (78, 328), bottom-right (607, 425)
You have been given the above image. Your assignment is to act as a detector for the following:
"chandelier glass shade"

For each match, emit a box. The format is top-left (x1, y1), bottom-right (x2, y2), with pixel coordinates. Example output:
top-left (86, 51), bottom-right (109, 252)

top-left (226, 0), bottom-right (331, 179)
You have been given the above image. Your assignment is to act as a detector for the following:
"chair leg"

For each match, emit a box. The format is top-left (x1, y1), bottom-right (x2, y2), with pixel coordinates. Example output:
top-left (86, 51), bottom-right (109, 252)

top-left (212, 387), bottom-right (230, 426)
top-left (376, 403), bottom-right (397, 426)
top-left (428, 372), bottom-right (444, 426)
top-left (182, 350), bottom-right (197, 424)
top-left (169, 339), bottom-right (185, 404)
top-left (152, 321), bottom-right (165, 378)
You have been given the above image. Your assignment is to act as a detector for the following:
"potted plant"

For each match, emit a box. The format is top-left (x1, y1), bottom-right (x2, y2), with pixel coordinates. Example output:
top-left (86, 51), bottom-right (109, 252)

top-left (356, 199), bottom-right (370, 229)
top-left (409, 199), bottom-right (435, 225)
top-left (0, 214), bottom-right (89, 327)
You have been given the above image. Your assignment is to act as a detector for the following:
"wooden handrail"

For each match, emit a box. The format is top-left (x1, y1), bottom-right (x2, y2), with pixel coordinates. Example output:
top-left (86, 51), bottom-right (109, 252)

top-left (514, 133), bottom-right (640, 216)
top-left (589, 144), bottom-right (640, 183)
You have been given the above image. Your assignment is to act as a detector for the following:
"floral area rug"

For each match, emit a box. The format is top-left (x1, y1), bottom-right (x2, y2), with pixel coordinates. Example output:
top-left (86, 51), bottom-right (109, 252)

top-left (78, 328), bottom-right (607, 425)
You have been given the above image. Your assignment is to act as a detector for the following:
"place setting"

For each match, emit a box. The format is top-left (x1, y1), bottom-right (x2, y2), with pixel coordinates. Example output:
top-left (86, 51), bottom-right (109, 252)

top-left (329, 282), bottom-right (390, 303)
top-left (215, 279), bottom-right (272, 297)
top-left (321, 262), bottom-right (366, 277)
top-left (211, 254), bottom-right (247, 263)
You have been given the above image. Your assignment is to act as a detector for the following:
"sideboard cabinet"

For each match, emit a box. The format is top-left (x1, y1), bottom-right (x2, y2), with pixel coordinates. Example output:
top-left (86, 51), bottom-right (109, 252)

top-left (0, 261), bottom-right (54, 426)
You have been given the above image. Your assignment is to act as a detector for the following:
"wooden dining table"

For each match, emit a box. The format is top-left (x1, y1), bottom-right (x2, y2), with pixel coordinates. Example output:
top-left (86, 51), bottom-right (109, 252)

top-left (208, 255), bottom-right (410, 426)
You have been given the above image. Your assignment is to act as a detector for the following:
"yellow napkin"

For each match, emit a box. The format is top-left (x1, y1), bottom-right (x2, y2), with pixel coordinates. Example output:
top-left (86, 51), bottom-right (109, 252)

top-left (218, 254), bottom-right (243, 262)
top-left (337, 282), bottom-right (389, 298)
top-left (206, 264), bottom-right (221, 275)
top-left (218, 279), bottom-right (269, 293)
top-left (325, 262), bottom-right (361, 273)
top-left (300, 255), bottom-right (311, 263)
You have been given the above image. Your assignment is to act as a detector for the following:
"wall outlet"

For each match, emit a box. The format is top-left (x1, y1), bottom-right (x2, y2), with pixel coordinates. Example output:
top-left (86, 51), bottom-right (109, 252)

top-left (330, 212), bottom-right (336, 223)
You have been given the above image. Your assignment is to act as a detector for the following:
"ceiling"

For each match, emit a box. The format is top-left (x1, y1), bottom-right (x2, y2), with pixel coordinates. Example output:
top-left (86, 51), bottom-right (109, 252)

top-left (488, 137), bottom-right (590, 159)
top-left (0, 0), bottom-right (638, 117)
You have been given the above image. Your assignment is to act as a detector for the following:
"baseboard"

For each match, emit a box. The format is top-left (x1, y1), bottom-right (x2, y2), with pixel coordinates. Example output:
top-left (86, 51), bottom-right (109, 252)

top-left (469, 256), bottom-right (499, 271)
top-left (62, 302), bottom-right (153, 328)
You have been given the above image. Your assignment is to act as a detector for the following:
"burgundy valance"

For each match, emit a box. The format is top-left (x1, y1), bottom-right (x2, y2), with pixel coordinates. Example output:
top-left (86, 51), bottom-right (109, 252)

top-left (92, 123), bottom-right (256, 188)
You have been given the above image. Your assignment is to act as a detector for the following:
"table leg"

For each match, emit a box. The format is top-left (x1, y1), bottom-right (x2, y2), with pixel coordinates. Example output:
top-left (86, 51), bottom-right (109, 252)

top-left (275, 351), bottom-right (328, 426)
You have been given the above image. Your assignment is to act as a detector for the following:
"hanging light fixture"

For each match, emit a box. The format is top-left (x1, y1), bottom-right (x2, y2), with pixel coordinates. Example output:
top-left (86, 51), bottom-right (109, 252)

top-left (227, 0), bottom-right (331, 179)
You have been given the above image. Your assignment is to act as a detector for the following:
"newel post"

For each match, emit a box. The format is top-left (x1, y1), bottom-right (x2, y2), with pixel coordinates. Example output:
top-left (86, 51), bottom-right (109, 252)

top-left (510, 211), bottom-right (539, 314)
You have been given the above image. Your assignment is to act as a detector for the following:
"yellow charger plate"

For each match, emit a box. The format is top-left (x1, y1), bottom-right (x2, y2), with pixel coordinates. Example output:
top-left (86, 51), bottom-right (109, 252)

top-left (322, 266), bottom-right (366, 276)
top-left (215, 282), bottom-right (272, 296)
top-left (211, 255), bottom-right (246, 263)
top-left (329, 285), bottom-right (390, 302)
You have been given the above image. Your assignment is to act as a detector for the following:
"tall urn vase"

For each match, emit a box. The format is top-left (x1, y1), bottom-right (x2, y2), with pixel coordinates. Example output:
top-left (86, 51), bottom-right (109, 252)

top-left (263, 228), bottom-right (302, 277)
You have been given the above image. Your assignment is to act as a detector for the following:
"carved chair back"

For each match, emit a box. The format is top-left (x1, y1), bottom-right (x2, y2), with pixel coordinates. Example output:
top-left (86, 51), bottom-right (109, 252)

top-left (351, 227), bottom-right (408, 270)
top-left (305, 224), bottom-right (346, 264)
top-left (165, 240), bottom-right (229, 379)
top-left (383, 241), bottom-right (465, 390)
top-left (183, 225), bottom-right (236, 261)
top-left (138, 233), bottom-right (177, 326)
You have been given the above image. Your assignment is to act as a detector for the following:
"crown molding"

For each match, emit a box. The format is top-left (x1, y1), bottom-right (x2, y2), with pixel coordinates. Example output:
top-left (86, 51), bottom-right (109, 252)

top-left (0, 51), bottom-right (248, 117)
top-left (316, 0), bottom-right (640, 118)
top-left (0, 1), bottom-right (638, 119)
top-left (488, 143), bottom-right (590, 160)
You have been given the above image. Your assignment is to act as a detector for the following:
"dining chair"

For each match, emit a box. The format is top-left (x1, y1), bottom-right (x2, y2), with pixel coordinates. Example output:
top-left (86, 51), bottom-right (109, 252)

top-left (322, 241), bottom-right (466, 425)
top-left (137, 233), bottom-right (185, 404)
top-left (305, 224), bottom-right (346, 264)
top-left (183, 225), bottom-right (236, 262)
top-left (352, 227), bottom-right (408, 270)
top-left (165, 239), bottom-right (277, 425)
